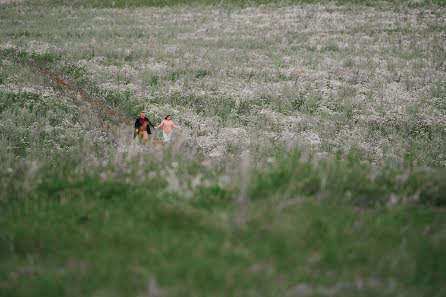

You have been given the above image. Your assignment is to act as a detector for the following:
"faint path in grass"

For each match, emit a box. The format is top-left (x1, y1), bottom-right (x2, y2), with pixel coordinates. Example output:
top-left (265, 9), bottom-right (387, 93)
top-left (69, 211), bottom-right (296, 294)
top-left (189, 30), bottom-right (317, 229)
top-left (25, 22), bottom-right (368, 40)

top-left (13, 56), bottom-right (194, 156)
top-left (1, 50), bottom-right (131, 132)
top-left (37, 65), bottom-right (131, 128)
top-left (35, 63), bottom-right (175, 155)
top-left (2, 53), bottom-right (150, 153)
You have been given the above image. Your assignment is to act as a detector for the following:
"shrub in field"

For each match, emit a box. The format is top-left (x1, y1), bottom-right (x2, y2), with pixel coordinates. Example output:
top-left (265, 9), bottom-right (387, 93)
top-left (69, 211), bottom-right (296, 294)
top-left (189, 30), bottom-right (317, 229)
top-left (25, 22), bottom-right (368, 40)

top-left (405, 169), bottom-right (446, 206)
top-left (251, 150), bottom-right (446, 208)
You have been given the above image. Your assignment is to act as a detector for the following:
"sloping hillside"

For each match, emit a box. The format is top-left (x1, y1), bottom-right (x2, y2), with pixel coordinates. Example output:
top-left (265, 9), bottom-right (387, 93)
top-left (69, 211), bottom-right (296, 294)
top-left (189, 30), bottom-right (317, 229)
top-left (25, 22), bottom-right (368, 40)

top-left (1, 1), bottom-right (446, 296)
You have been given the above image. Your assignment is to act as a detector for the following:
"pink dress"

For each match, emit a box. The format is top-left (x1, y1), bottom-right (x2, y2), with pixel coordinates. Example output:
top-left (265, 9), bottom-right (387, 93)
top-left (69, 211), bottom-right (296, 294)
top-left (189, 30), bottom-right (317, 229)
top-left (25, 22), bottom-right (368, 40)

top-left (156, 120), bottom-right (178, 132)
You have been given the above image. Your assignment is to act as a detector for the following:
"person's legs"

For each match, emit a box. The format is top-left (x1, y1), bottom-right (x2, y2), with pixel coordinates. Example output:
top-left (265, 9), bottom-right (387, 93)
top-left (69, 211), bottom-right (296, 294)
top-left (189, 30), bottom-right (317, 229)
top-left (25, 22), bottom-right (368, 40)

top-left (143, 131), bottom-right (149, 144)
top-left (138, 130), bottom-right (144, 144)
top-left (167, 132), bottom-right (172, 143)
top-left (148, 133), bottom-right (154, 145)
top-left (163, 132), bottom-right (172, 143)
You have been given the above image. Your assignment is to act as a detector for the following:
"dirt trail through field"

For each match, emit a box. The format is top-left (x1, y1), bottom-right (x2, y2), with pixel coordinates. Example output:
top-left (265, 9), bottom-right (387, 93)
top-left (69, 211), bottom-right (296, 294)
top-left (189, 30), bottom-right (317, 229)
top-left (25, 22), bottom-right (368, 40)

top-left (3, 52), bottom-right (193, 156)
top-left (28, 60), bottom-right (195, 157)
top-left (35, 64), bottom-right (170, 152)
top-left (37, 65), bottom-right (130, 127)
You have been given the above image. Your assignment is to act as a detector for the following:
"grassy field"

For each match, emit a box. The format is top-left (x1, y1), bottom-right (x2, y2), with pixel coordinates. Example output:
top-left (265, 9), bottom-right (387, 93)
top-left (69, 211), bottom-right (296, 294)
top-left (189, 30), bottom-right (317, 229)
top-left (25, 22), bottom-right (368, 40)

top-left (1, 0), bottom-right (446, 296)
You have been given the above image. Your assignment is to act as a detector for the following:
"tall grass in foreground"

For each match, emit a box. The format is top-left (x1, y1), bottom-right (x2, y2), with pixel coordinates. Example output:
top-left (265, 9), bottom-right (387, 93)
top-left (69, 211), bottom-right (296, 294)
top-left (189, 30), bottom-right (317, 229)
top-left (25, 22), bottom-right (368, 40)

top-left (1, 146), bottom-right (446, 297)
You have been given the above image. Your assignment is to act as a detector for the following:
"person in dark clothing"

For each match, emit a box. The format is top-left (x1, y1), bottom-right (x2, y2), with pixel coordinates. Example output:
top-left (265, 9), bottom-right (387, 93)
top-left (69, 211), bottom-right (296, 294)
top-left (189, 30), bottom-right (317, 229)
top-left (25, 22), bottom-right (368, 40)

top-left (134, 111), bottom-right (155, 145)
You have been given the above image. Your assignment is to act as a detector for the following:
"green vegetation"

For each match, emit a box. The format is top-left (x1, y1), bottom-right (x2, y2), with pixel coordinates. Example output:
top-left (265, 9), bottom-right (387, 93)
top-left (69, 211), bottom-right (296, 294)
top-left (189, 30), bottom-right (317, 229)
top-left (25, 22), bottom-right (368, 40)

top-left (25, 0), bottom-right (446, 8)
top-left (1, 0), bottom-right (446, 296)
top-left (1, 147), bottom-right (446, 296)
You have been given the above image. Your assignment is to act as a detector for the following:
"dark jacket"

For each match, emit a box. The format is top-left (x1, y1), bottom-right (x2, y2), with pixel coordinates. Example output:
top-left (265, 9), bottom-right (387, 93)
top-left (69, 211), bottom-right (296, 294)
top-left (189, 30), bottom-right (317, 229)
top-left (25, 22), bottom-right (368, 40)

top-left (135, 117), bottom-right (155, 134)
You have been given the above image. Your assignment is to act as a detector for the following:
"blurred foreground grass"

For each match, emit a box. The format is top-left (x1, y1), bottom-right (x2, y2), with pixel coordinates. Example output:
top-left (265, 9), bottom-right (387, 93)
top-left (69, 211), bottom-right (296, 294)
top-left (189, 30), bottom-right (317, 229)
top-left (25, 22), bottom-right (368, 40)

top-left (1, 148), bottom-right (446, 297)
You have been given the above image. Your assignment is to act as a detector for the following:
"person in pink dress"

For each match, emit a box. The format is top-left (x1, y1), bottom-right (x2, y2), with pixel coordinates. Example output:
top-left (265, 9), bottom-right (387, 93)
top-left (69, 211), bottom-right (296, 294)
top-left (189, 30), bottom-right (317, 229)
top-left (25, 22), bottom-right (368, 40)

top-left (155, 114), bottom-right (181, 144)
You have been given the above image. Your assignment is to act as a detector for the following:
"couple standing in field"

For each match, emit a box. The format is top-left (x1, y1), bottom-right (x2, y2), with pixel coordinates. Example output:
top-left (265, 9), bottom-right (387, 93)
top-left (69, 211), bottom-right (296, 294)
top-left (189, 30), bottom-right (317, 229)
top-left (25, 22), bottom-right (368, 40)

top-left (134, 111), bottom-right (181, 145)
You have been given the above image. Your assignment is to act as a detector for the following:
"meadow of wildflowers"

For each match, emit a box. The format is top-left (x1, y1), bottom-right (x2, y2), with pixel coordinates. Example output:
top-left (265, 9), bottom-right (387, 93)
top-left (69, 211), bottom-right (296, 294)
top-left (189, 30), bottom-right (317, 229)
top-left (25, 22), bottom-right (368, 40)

top-left (1, 0), bottom-right (446, 296)
top-left (2, 1), bottom-right (446, 163)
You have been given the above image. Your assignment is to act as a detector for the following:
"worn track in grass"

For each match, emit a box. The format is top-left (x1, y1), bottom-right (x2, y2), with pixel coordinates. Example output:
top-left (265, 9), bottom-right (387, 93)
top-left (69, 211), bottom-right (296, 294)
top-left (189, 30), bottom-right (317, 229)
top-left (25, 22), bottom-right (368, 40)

top-left (37, 65), bottom-right (131, 130)
top-left (1, 51), bottom-right (204, 153)
top-left (34, 62), bottom-right (167, 148)
top-left (0, 50), bottom-right (131, 134)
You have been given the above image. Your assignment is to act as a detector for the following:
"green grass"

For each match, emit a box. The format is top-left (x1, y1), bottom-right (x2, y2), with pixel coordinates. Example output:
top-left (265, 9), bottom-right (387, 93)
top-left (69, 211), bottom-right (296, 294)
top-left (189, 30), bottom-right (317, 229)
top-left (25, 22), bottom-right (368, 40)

top-left (1, 150), bottom-right (446, 297)
top-left (24, 0), bottom-right (446, 8)
top-left (1, 0), bottom-right (446, 295)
